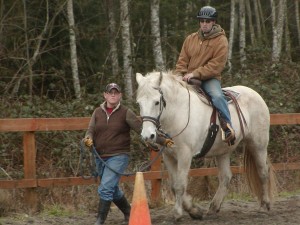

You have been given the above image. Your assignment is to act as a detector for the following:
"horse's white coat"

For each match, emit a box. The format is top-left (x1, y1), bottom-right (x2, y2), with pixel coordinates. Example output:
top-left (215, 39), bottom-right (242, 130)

top-left (136, 71), bottom-right (275, 221)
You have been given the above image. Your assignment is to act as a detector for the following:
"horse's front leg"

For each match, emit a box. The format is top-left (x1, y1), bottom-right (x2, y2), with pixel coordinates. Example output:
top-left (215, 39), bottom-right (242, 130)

top-left (163, 153), bottom-right (185, 221)
top-left (207, 153), bottom-right (232, 215)
top-left (164, 151), bottom-right (191, 221)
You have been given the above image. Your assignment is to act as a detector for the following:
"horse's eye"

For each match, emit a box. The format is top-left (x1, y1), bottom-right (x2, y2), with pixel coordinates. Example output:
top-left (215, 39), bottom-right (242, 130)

top-left (155, 101), bottom-right (159, 106)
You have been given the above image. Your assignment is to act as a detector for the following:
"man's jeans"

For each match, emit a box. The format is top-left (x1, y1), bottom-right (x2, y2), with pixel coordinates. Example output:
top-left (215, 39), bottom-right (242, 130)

top-left (95, 154), bottom-right (129, 201)
top-left (202, 78), bottom-right (232, 126)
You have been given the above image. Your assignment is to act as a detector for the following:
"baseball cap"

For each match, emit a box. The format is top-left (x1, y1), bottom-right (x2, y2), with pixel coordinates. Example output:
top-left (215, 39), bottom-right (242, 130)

top-left (105, 83), bottom-right (121, 92)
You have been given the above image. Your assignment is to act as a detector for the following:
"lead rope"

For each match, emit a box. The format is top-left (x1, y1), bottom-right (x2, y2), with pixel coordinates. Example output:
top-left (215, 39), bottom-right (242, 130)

top-left (79, 140), bottom-right (166, 178)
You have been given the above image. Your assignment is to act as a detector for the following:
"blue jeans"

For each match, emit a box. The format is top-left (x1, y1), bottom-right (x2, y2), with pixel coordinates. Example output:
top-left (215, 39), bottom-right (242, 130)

top-left (95, 154), bottom-right (129, 201)
top-left (202, 78), bottom-right (232, 126)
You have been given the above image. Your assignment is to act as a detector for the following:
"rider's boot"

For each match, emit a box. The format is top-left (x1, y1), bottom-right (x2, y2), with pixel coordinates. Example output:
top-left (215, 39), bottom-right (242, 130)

top-left (220, 119), bottom-right (236, 146)
top-left (95, 198), bottom-right (111, 225)
top-left (113, 195), bottom-right (131, 224)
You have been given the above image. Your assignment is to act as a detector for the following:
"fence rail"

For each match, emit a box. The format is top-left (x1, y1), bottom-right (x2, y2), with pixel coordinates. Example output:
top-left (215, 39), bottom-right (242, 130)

top-left (0, 113), bottom-right (299, 209)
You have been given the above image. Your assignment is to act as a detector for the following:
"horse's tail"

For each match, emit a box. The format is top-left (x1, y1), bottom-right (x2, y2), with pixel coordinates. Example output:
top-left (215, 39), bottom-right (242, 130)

top-left (244, 147), bottom-right (278, 205)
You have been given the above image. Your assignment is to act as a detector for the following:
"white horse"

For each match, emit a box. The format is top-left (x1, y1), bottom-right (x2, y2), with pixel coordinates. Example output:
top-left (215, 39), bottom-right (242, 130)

top-left (136, 71), bottom-right (277, 221)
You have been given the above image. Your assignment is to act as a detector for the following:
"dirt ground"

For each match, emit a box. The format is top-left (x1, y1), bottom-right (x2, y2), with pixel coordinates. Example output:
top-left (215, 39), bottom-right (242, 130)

top-left (1, 194), bottom-right (299, 225)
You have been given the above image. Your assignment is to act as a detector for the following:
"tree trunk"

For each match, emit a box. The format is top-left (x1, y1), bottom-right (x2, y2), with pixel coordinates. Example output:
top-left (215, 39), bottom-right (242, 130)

top-left (253, 0), bottom-right (262, 40)
top-left (284, 2), bottom-right (291, 61)
top-left (295, 0), bottom-right (300, 46)
top-left (107, 0), bottom-right (120, 77)
top-left (245, 0), bottom-right (255, 45)
top-left (271, 0), bottom-right (286, 62)
top-left (150, 0), bottom-right (165, 71)
top-left (120, 0), bottom-right (133, 101)
top-left (67, 0), bottom-right (81, 99)
top-left (18, 0), bottom-right (50, 99)
top-left (257, 0), bottom-right (267, 42)
top-left (228, 0), bottom-right (236, 72)
top-left (239, 0), bottom-right (247, 67)
top-left (22, 0), bottom-right (33, 99)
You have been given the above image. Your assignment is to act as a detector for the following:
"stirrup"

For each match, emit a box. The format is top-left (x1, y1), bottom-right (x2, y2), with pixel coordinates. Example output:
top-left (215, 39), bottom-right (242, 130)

top-left (221, 123), bottom-right (235, 146)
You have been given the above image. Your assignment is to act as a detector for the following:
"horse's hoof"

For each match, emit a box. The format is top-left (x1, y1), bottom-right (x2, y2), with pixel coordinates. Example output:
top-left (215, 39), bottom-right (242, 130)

top-left (261, 201), bottom-right (271, 211)
top-left (174, 215), bottom-right (183, 223)
top-left (204, 210), bottom-right (219, 220)
top-left (189, 212), bottom-right (203, 220)
top-left (208, 203), bottom-right (220, 215)
top-left (188, 206), bottom-right (203, 220)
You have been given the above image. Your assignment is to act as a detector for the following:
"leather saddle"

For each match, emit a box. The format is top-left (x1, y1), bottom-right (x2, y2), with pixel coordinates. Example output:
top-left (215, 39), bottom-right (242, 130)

top-left (187, 78), bottom-right (247, 158)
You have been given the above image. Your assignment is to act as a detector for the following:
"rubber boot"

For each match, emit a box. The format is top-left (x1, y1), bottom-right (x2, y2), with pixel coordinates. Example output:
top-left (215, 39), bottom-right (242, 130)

top-left (113, 195), bottom-right (131, 224)
top-left (95, 199), bottom-right (111, 225)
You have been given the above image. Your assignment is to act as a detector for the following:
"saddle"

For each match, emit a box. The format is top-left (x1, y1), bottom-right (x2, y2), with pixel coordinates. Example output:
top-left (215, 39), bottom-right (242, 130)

top-left (188, 78), bottom-right (247, 158)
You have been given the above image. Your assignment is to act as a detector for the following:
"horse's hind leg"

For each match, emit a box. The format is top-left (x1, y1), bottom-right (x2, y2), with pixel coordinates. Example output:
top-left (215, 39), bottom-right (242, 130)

top-left (208, 153), bottom-right (232, 215)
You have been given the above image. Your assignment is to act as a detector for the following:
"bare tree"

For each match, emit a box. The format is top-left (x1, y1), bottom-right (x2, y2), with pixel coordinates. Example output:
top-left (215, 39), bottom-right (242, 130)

top-left (5, 1), bottom-right (64, 96)
top-left (67, 0), bottom-right (81, 99)
top-left (257, 0), bottom-right (267, 41)
top-left (120, 0), bottom-right (133, 101)
top-left (245, 0), bottom-right (255, 45)
top-left (253, 0), bottom-right (262, 40)
top-left (295, 0), bottom-right (300, 46)
top-left (150, 0), bottom-right (165, 71)
top-left (271, 0), bottom-right (286, 62)
top-left (228, 0), bottom-right (236, 72)
top-left (20, 0), bottom-right (50, 99)
top-left (239, 0), bottom-right (247, 67)
top-left (106, 0), bottom-right (120, 77)
top-left (284, 2), bottom-right (291, 61)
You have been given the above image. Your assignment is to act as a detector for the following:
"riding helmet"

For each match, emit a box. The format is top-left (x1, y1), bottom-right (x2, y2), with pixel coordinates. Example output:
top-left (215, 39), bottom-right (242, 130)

top-left (196, 6), bottom-right (218, 20)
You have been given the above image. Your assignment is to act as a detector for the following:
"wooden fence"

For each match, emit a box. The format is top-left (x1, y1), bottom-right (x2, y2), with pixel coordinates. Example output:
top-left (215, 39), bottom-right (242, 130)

top-left (0, 113), bottom-right (300, 210)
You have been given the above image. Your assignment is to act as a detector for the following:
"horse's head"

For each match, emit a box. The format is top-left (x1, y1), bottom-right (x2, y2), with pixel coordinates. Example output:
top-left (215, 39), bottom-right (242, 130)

top-left (136, 72), bottom-right (166, 142)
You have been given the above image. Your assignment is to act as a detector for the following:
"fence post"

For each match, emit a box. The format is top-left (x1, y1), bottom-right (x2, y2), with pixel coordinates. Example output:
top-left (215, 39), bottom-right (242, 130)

top-left (150, 151), bottom-right (162, 206)
top-left (23, 131), bottom-right (38, 213)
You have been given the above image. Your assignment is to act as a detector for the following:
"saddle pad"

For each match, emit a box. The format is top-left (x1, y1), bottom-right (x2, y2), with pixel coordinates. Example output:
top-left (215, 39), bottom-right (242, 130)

top-left (195, 87), bottom-right (241, 105)
top-left (223, 89), bottom-right (241, 104)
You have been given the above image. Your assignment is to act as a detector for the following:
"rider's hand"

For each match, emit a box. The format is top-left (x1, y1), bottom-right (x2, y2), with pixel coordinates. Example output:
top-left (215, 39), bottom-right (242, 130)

top-left (182, 73), bottom-right (194, 82)
top-left (164, 139), bottom-right (174, 148)
top-left (84, 136), bottom-right (93, 147)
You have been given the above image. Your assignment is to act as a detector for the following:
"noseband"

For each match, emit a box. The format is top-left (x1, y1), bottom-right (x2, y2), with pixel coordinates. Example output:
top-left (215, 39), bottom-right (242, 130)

top-left (141, 87), bottom-right (166, 129)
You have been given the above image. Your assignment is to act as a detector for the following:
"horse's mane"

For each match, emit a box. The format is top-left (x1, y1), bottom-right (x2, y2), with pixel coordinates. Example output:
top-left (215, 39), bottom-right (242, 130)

top-left (137, 70), bottom-right (198, 99)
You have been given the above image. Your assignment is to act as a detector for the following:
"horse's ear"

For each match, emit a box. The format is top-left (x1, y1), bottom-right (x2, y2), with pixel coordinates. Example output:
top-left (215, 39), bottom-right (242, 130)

top-left (136, 73), bottom-right (144, 85)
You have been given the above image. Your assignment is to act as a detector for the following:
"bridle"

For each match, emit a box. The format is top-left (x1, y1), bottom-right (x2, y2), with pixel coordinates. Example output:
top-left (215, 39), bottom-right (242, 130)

top-left (141, 87), bottom-right (166, 130)
top-left (141, 84), bottom-right (191, 139)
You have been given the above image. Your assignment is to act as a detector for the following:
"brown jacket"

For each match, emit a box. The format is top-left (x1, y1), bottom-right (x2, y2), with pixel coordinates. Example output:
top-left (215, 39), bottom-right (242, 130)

top-left (175, 24), bottom-right (228, 80)
top-left (85, 102), bottom-right (141, 157)
top-left (85, 102), bottom-right (167, 157)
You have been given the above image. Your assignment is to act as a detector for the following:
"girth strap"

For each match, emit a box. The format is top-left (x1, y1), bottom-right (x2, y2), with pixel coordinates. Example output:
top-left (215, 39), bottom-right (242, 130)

top-left (195, 107), bottom-right (219, 159)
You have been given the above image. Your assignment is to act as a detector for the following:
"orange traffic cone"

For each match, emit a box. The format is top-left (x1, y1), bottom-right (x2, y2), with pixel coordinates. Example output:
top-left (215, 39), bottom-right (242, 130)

top-left (129, 172), bottom-right (152, 225)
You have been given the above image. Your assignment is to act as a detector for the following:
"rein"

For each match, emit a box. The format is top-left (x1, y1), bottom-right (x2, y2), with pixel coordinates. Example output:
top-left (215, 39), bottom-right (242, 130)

top-left (79, 139), bottom-right (166, 178)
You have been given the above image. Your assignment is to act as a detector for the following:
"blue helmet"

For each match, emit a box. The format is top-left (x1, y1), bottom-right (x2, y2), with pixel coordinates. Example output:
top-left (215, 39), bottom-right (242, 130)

top-left (197, 6), bottom-right (218, 20)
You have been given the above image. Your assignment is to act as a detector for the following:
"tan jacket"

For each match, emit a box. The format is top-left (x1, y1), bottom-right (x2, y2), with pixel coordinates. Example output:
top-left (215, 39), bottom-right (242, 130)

top-left (175, 24), bottom-right (228, 80)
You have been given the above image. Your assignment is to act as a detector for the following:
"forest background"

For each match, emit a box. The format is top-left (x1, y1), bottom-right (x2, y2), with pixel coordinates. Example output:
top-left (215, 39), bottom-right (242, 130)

top-left (0, 0), bottom-right (299, 216)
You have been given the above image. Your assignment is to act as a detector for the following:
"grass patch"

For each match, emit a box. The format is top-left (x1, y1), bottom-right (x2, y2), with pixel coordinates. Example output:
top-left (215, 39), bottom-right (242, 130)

top-left (278, 189), bottom-right (300, 198)
top-left (42, 204), bottom-right (74, 217)
top-left (225, 192), bottom-right (254, 202)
